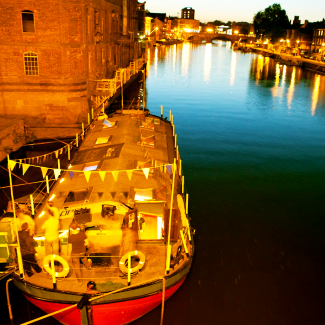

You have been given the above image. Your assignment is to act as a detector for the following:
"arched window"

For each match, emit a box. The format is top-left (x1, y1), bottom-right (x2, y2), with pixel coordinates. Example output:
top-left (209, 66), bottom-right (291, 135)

top-left (22, 10), bottom-right (35, 33)
top-left (23, 52), bottom-right (39, 76)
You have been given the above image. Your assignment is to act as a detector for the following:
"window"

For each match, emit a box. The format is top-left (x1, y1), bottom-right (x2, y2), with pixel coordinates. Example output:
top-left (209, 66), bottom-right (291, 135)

top-left (22, 10), bottom-right (35, 33)
top-left (23, 52), bottom-right (39, 76)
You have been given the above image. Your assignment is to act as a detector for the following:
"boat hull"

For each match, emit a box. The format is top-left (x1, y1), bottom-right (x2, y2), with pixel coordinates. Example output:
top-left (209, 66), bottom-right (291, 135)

top-left (13, 258), bottom-right (192, 325)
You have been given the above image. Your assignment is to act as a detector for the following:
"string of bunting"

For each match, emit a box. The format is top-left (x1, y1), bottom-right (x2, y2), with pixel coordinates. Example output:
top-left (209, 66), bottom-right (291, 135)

top-left (7, 159), bottom-right (174, 184)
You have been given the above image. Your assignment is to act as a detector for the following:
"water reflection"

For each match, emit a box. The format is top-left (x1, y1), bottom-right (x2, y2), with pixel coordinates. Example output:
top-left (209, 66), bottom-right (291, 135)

top-left (229, 50), bottom-right (236, 86)
top-left (204, 43), bottom-right (212, 82)
top-left (287, 67), bottom-right (296, 109)
top-left (311, 74), bottom-right (320, 116)
top-left (181, 42), bottom-right (191, 77)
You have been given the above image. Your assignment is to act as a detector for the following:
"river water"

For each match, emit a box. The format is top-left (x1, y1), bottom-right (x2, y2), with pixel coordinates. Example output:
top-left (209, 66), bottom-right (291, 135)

top-left (134, 42), bottom-right (325, 325)
top-left (2, 42), bottom-right (325, 325)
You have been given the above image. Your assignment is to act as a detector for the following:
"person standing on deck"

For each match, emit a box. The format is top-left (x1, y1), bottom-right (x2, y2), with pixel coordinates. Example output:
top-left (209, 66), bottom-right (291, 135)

top-left (17, 210), bottom-right (35, 236)
top-left (41, 204), bottom-right (60, 256)
top-left (67, 221), bottom-right (92, 284)
top-left (18, 222), bottom-right (42, 277)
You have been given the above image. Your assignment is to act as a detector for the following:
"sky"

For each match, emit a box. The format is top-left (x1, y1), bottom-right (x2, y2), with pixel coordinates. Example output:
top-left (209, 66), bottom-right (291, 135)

top-left (142, 1), bottom-right (325, 24)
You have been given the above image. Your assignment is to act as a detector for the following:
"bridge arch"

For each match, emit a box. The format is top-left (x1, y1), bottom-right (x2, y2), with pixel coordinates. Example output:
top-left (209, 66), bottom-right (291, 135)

top-left (186, 34), bottom-right (206, 42)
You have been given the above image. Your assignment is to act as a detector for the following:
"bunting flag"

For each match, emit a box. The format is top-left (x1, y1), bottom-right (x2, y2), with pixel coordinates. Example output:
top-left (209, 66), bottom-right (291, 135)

top-left (126, 169), bottom-right (133, 181)
top-left (111, 192), bottom-right (116, 199)
top-left (84, 171), bottom-right (91, 182)
top-left (123, 192), bottom-right (128, 199)
top-left (143, 168), bottom-right (150, 179)
top-left (60, 148), bottom-right (63, 155)
top-left (55, 151), bottom-right (58, 158)
top-left (99, 171), bottom-right (106, 182)
top-left (54, 169), bottom-right (61, 180)
top-left (166, 165), bottom-right (172, 174)
top-left (8, 160), bottom-right (16, 171)
top-left (112, 171), bottom-right (119, 182)
top-left (22, 164), bottom-right (30, 175)
top-left (69, 171), bottom-right (74, 180)
top-left (19, 160), bottom-right (22, 168)
top-left (97, 192), bottom-right (104, 199)
top-left (41, 167), bottom-right (48, 179)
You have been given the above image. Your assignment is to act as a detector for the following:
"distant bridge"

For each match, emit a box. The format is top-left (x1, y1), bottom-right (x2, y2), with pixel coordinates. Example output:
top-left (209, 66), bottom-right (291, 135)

top-left (183, 32), bottom-right (256, 43)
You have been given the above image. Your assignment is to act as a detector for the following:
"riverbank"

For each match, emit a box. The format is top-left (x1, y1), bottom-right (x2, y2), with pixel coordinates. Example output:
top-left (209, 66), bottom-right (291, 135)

top-left (250, 46), bottom-right (325, 74)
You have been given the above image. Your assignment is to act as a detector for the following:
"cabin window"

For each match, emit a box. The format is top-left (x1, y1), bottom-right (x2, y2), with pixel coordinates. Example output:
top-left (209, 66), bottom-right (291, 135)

top-left (22, 10), bottom-right (35, 33)
top-left (23, 52), bottom-right (39, 76)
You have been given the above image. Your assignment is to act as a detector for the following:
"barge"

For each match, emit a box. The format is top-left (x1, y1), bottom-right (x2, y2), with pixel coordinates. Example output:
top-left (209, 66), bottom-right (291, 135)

top-left (1, 107), bottom-right (194, 325)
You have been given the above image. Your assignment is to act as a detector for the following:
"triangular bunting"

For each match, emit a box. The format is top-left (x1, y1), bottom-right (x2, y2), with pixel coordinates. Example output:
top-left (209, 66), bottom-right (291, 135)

top-left (55, 151), bottom-right (58, 158)
top-left (60, 148), bottom-right (63, 155)
top-left (123, 192), bottom-right (128, 199)
top-left (143, 168), bottom-right (150, 179)
top-left (19, 160), bottom-right (22, 168)
top-left (111, 192), bottom-right (116, 199)
top-left (97, 192), bottom-right (104, 199)
top-left (99, 171), bottom-right (106, 182)
top-left (112, 171), bottom-right (119, 182)
top-left (22, 164), bottom-right (30, 175)
top-left (166, 165), bottom-right (172, 174)
top-left (69, 171), bottom-right (74, 180)
top-left (54, 169), bottom-right (61, 180)
top-left (8, 160), bottom-right (16, 171)
top-left (41, 167), bottom-right (48, 179)
top-left (126, 170), bottom-right (133, 181)
top-left (84, 171), bottom-right (91, 182)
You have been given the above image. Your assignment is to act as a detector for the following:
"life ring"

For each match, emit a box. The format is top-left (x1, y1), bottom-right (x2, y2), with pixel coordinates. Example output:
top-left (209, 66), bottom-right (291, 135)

top-left (43, 254), bottom-right (70, 278)
top-left (119, 250), bottom-right (145, 274)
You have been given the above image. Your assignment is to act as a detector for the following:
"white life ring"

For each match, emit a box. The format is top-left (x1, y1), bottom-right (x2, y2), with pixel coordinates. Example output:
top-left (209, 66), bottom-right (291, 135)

top-left (119, 250), bottom-right (145, 275)
top-left (43, 254), bottom-right (70, 278)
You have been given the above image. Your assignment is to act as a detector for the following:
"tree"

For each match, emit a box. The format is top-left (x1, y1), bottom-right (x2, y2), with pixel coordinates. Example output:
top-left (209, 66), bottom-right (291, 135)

top-left (253, 3), bottom-right (290, 42)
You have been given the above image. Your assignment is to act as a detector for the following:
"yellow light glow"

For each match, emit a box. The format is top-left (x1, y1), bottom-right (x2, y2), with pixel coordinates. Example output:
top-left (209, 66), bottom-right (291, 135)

top-left (49, 194), bottom-right (55, 201)
top-left (60, 178), bottom-right (65, 183)
top-left (207, 28), bottom-right (213, 32)
top-left (38, 211), bottom-right (45, 218)
top-left (68, 164), bottom-right (72, 169)
top-left (234, 30), bottom-right (238, 35)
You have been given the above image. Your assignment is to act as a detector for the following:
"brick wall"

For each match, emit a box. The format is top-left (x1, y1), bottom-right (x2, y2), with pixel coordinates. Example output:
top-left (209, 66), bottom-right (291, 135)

top-left (0, 0), bottom-right (142, 121)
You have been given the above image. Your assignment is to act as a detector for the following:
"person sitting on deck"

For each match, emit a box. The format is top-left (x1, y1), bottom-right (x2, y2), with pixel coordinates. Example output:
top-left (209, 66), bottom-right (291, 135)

top-left (67, 221), bottom-right (92, 284)
top-left (86, 281), bottom-right (101, 295)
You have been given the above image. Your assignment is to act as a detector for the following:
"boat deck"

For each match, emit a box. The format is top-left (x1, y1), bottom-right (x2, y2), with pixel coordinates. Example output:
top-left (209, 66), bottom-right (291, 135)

top-left (17, 111), bottom-right (189, 294)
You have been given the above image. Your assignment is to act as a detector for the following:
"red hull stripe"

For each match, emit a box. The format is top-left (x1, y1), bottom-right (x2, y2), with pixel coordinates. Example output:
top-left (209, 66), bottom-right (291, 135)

top-left (92, 277), bottom-right (186, 325)
top-left (25, 277), bottom-right (186, 325)
top-left (25, 296), bottom-right (81, 325)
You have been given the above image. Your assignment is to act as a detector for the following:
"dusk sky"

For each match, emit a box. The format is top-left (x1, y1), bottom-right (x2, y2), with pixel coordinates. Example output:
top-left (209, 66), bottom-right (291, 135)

top-left (143, 1), bottom-right (325, 24)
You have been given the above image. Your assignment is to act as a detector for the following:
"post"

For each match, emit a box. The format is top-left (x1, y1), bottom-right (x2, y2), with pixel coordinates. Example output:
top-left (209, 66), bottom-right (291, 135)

top-left (46, 175), bottom-right (49, 193)
top-left (121, 69), bottom-right (124, 114)
top-left (68, 145), bottom-right (70, 161)
top-left (160, 105), bottom-right (163, 118)
top-left (128, 253), bottom-right (131, 286)
top-left (51, 255), bottom-right (57, 290)
top-left (143, 69), bottom-right (146, 111)
top-left (171, 114), bottom-right (174, 125)
top-left (186, 193), bottom-right (189, 215)
top-left (82, 123), bottom-right (84, 136)
top-left (30, 194), bottom-right (34, 216)
top-left (182, 176), bottom-right (184, 194)
top-left (169, 110), bottom-right (171, 122)
top-left (57, 158), bottom-right (60, 170)
top-left (76, 134), bottom-right (78, 147)
top-left (88, 113), bottom-right (90, 125)
top-left (166, 159), bottom-right (177, 275)
top-left (7, 156), bottom-right (24, 278)
top-left (91, 108), bottom-right (94, 120)
top-left (174, 134), bottom-right (177, 148)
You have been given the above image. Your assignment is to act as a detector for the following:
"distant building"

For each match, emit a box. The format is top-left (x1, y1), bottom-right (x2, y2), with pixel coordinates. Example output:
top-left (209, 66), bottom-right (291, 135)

top-left (0, 0), bottom-right (143, 121)
top-left (145, 13), bottom-right (167, 40)
top-left (181, 7), bottom-right (195, 19)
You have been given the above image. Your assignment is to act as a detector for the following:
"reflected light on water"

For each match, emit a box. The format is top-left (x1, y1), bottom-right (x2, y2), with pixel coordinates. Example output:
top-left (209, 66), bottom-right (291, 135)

top-left (287, 67), bottom-right (296, 109)
top-left (229, 50), bottom-right (237, 86)
top-left (181, 42), bottom-right (191, 77)
top-left (311, 75), bottom-right (320, 116)
top-left (173, 44), bottom-right (177, 73)
top-left (146, 48), bottom-right (151, 76)
top-left (154, 47), bottom-right (158, 77)
top-left (255, 55), bottom-right (265, 84)
top-left (204, 43), bottom-right (212, 82)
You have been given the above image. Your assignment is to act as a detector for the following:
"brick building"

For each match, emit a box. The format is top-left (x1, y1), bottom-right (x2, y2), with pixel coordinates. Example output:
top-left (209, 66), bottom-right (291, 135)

top-left (0, 0), bottom-right (143, 123)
